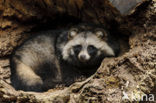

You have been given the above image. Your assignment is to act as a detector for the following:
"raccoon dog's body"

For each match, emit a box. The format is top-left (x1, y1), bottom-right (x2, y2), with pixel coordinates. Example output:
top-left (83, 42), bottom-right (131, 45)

top-left (10, 24), bottom-right (120, 92)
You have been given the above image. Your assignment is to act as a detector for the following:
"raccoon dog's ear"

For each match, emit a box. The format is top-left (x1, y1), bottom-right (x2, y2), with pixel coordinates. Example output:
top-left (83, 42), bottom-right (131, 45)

top-left (95, 29), bottom-right (107, 39)
top-left (68, 28), bottom-right (78, 39)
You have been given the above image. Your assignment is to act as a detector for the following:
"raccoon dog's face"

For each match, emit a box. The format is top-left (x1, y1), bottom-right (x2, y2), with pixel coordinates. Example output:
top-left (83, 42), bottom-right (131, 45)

top-left (59, 27), bottom-right (115, 67)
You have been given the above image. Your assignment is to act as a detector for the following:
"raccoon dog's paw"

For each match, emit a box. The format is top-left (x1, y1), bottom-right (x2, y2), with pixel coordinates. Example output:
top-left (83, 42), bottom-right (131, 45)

top-left (54, 84), bottom-right (65, 89)
top-left (75, 76), bottom-right (86, 82)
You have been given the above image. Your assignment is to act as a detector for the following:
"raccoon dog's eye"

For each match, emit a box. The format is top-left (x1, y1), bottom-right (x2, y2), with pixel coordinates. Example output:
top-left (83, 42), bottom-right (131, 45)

top-left (87, 45), bottom-right (97, 54)
top-left (73, 45), bottom-right (82, 53)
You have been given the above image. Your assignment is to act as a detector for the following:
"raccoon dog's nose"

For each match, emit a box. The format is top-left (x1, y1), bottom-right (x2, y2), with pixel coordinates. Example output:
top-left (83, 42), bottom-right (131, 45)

top-left (79, 55), bottom-right (87, 62)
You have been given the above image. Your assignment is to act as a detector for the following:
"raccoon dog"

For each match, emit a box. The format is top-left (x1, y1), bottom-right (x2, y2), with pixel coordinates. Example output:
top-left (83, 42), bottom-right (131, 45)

top-left (10, 23), bottom-right (120, 92)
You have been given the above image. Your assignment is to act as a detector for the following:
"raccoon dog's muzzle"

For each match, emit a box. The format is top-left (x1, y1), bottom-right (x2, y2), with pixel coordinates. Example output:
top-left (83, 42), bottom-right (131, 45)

top-left (78, 50), bottom-right (90, 62)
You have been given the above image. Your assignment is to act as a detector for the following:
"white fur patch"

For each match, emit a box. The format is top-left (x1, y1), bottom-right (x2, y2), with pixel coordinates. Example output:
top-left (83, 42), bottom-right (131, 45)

top-left (62, 35), bottom-right (85, 60)
top-left (86, 34), bottom-right (115, 56)
top-left (78, 50), bottom-right (90, 61)
top-left (61, 32), bottom-right (115, 61)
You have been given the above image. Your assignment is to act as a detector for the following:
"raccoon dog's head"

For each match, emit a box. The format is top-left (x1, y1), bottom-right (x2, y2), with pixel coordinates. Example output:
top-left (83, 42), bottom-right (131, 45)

top-left (57, 24), bottom-right (119, 67)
